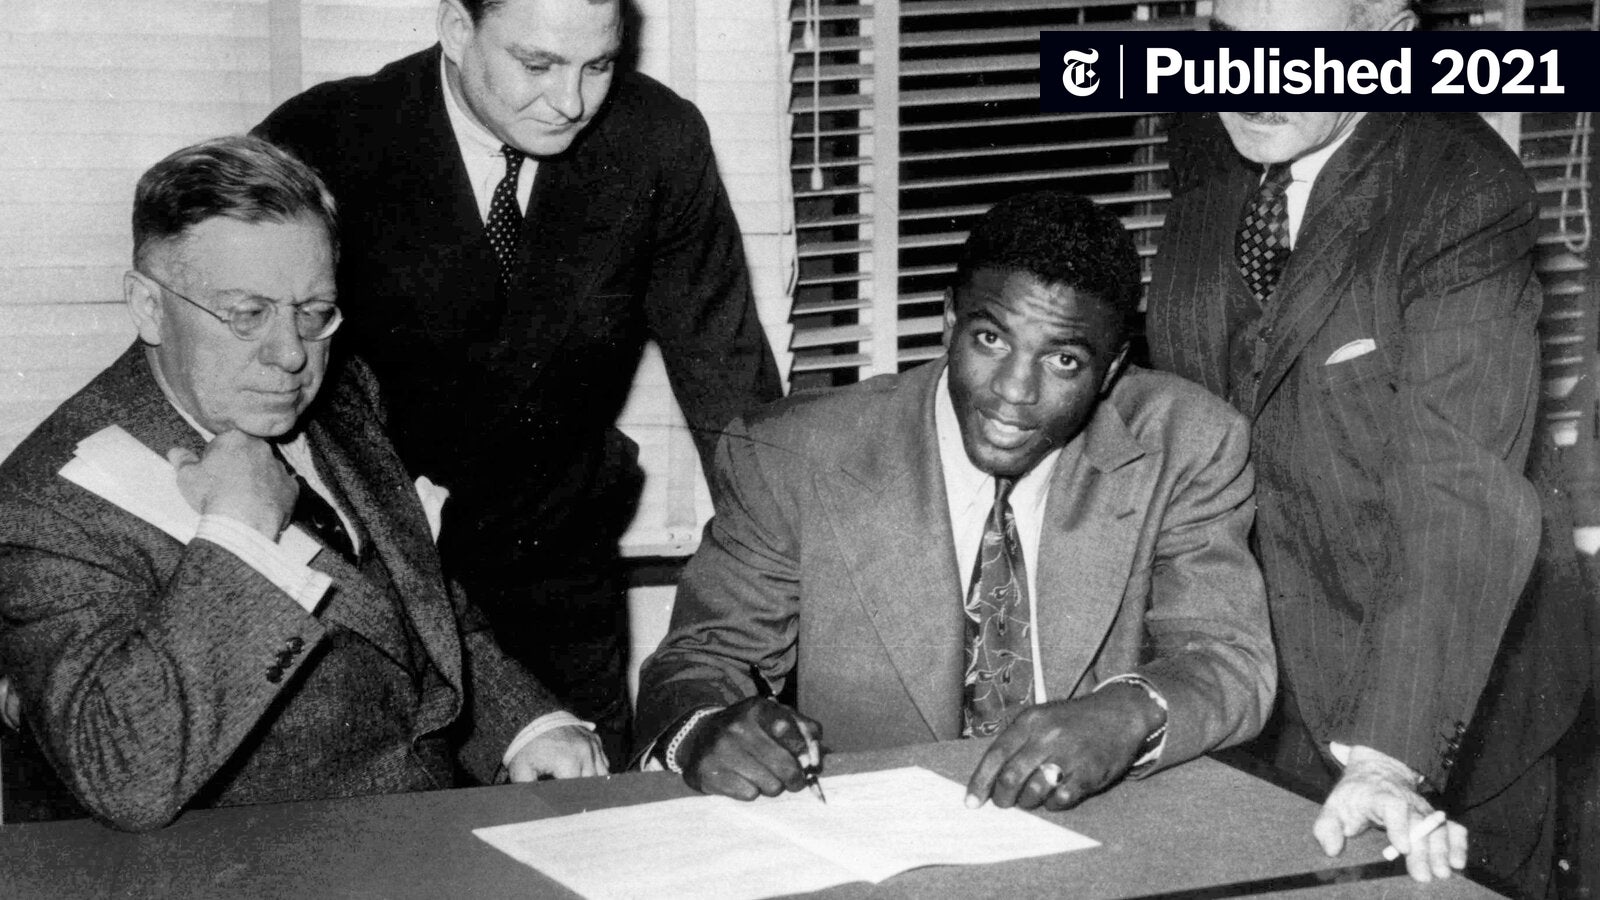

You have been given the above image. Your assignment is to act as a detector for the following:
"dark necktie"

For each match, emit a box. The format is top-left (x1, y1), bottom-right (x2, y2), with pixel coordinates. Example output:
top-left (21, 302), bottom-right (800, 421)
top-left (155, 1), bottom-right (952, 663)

top-left (1236, 163), bottom-right (1294, 306)
top-left (274, 447), bottom-right (356, 563)
top-left (962, 477), bottom-right (1035, 738)
top-left (486, 144), bottom-right (526, 294)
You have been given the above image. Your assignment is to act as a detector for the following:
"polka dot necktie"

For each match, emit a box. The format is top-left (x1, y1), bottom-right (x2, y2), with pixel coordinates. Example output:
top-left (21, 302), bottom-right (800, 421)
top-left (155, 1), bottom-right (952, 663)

top-left (962, 477), bottom-right (1035, 738)
top-left (486, 144), bottom-right (526, 293)
top-left (1236, 163), bottom-right (1294, 306)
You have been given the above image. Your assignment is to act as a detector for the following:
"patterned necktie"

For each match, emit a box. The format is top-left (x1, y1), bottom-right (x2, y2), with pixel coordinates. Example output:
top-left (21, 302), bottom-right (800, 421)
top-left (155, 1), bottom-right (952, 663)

top-left (486, 144), bottom-right (526, 294)
top-left (962, 477), bottom-right (1035, 738)
top-left (274, 446), bottom-right (356, 563)
top-left (1235, 163), bottom-right (1294, 306)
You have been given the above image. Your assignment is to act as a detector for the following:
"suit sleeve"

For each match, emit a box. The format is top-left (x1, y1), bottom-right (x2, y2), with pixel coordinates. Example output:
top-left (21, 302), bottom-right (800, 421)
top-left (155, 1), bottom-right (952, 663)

top-left (634, 417), bottom-right (801, 747)
top-left (0, 500), bottom-right (325, 832)
top-left (338, 355), bottom-right (564, 782)
top-left (641, 104), bottom-right (783, 468)
top-left (1127, 408), bottom-right (1276, 772)
top-left (449, 574), bottom-right (567, 781)
top-left (1342, 163), bottom-right (1544, 786)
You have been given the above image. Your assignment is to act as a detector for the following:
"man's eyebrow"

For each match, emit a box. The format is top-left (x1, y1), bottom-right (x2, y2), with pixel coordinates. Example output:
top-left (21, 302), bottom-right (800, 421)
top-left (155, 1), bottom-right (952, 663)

top-left (509, 47), bottom-right (568, 66)
top-left (508, 46), bottom-right (619, 66)
top-left (214, 288), bottom-right (337, 306)
top-left (965, 307), bottom-right (1008, 332)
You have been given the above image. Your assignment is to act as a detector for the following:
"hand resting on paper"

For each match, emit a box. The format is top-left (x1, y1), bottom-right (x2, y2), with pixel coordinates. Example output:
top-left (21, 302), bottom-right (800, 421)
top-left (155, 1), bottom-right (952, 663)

top-left (506, 724), bottom-right (610, 781)
top-left (168, 430), bottom-right (297, 539)
top-left (965, 682), bottom-right (1164, 811)
top-left (679, 697), bottom-right (824, 800)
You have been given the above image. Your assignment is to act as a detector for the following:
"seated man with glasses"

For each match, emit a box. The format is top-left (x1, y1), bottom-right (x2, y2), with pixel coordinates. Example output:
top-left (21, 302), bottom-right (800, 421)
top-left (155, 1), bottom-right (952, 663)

top-left (0, 135), bottom-right (605, 832)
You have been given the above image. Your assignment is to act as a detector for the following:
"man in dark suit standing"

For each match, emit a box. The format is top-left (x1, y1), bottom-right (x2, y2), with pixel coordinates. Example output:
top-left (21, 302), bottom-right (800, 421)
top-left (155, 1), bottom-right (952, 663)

top-left (254, 0), bottom-right (783, 761)
top-left (0, 136), bottom-right (605, 832)
top-left (638, 191), bottom-right (1275, 813)
top-left (1145, 0), bottom-right (1591, 893)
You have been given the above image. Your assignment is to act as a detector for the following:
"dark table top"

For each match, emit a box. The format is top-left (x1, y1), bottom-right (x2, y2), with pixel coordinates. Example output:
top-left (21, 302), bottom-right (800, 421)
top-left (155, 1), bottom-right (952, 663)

top-left (0, 740), bottom-right (1505, 900)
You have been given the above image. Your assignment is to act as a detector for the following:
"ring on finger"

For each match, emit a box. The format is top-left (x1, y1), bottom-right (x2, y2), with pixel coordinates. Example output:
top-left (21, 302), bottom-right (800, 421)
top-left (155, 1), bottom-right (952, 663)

top-left (1037, 762), bottom-right (1065, 788)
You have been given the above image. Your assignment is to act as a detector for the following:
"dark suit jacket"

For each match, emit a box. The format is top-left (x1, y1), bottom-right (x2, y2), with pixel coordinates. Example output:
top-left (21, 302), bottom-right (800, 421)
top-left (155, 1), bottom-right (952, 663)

top-left (1146, 111), bottom-right (1582, 794)
top-left (255, 47), bottom-right (781, 574)
top-left (638, 361), bottom-right (1276, 771)
top-left (0, 346), bottom-right (557, 832)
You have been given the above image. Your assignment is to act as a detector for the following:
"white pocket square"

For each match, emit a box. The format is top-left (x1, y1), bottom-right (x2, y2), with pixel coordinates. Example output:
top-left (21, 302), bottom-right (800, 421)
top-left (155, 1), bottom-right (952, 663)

top-left (415, 475), bottom-right (450, 544)
top-left (1324, 338), bottom-right (1377, 366)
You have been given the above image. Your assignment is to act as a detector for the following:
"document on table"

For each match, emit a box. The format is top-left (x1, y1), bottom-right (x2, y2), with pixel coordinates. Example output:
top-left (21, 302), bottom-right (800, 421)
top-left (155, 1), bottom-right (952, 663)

top-left (473, 765), bottom-right (1099, 900)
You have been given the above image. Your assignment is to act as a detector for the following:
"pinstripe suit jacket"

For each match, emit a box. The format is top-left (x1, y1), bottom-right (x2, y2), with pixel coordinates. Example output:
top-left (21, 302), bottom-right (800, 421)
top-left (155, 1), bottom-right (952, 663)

top-left (1147, 112), bottom-right (1545, 790)
top-left (0, 345), bottom-right (559, 831)
top-left (638, 360), bottom-right (1276, 771)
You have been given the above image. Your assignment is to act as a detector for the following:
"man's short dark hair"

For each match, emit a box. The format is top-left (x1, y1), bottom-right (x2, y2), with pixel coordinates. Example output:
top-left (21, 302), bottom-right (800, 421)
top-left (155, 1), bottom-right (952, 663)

top-left (131, 134), bottom-right (338, 270)
top-left (458, 0), bottom-right (617, 23)
top-left (954, 190), bottom-right (1141, 332)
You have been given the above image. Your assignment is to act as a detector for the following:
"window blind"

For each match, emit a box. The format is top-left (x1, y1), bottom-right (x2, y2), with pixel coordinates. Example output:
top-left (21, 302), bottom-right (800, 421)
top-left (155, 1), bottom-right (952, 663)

top-left (0, 0), bottom-right (275, 457)
top-left (787, 0), bottom-right (1195, 391)
top-left (300, 0), bottom-right (437, 89)
top-left (0, 2), bottom-right (795, 563)
top-left (618, 0), bottom-right (796, 556)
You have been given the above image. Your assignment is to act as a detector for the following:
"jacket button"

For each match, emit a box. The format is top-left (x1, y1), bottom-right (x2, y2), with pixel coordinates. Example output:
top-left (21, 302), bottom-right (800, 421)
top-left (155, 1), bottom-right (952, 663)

top-left (266, 666), bottom-right (285, 684)
top-left (286, 636), bottom-right (305, 653)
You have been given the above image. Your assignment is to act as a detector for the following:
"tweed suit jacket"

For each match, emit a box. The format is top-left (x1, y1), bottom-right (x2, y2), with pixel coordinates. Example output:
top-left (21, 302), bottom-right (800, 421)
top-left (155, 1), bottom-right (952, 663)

top-left (0, 345), bottom-right (559, 832)
top-left (1146, 112), bottom-right (1549, 790)
top-left (638, 360), bottom-right (1276, 770)
top-left (255, 46), bottom-right (781, 563)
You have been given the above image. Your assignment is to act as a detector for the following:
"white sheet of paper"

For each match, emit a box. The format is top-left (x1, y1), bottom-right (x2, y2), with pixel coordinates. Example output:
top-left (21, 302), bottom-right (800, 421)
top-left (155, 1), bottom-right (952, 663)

top-left (473, 766), bottom-right (1098, 900)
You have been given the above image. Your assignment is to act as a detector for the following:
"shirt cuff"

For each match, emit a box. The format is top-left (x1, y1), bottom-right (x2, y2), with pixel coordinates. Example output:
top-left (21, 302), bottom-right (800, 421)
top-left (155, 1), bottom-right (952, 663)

top-left (502, 711), bottom-right (596, 768)
top-left (194, 515), bottom-right (332, 613)
top-left (1095, 673), bottom-right (1170, 771)
top-left (1328, 742), bottom-right (1424, 786)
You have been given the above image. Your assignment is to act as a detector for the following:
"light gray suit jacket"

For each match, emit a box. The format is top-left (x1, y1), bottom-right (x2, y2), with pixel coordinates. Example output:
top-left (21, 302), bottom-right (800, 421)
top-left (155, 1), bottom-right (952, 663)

top-left (0, 345), bottom-right (558, 831)
top-left (638, 360), bottom-right (1275, 772)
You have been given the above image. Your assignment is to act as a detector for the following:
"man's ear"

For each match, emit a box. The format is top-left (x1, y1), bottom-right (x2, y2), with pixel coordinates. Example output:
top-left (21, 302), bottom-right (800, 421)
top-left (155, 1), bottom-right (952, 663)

top-left (124, 269), bottom-right (164, 346)
top-left (1379, 6), bottom-right (1418, 30)
top-left (941, 289), bottom-right (957, 349)
top-left (1100, 342), bottom-right (1131, 395)
top-left (437, 0), bottom-right (475, 65)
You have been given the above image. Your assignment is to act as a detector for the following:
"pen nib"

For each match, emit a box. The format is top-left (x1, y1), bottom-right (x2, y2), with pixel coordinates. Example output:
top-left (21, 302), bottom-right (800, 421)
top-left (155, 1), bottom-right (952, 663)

top-left (805, 769), bottom-right (827, 804)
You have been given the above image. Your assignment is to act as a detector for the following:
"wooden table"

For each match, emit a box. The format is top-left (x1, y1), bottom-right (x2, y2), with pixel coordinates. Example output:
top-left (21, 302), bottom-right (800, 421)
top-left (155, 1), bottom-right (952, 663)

top-left (0, 740), bottom-right (1505, 899)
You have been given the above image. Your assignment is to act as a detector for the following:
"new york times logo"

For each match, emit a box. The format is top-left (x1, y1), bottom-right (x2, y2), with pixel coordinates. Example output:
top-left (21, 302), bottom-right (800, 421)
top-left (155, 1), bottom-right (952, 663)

top-left (1061, 49), bottom-right (1100, 97)
top-left (1039, 32), bottom-right (1593, 112)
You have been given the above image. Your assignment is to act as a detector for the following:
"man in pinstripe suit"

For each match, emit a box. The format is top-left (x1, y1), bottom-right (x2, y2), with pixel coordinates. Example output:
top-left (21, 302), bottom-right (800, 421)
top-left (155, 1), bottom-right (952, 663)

top-left (1147, 1), bottom-right (1595, 887)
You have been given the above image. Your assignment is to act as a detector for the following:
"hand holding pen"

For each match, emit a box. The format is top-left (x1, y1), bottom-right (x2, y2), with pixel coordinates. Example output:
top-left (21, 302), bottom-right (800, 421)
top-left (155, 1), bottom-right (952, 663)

top-left (677, 697), bottom-right (827, 803)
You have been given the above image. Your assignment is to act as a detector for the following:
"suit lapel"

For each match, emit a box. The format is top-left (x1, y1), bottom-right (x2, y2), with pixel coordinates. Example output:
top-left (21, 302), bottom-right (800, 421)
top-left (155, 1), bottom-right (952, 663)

top-left (385, 48), bottom-right (518, 361)
top-left (1253, 113), bottom-right (1398, 417)
top-left (1177, 119), bottom-right (1259, 400)
top-left (510, 95), bottom-right (648, 369)
top-left (815, 364), bottom-right (967, 740)
top-left (305, 375), bottom-right (463, 695)
top-left (93, 344), bottom-right (207, 463)
top-left (1033, 396), bottom-right (1157, 701)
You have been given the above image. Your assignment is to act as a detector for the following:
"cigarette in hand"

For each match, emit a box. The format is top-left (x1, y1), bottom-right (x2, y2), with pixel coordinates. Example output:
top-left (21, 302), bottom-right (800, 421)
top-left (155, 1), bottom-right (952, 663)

top-left (1382, 809), bottom-right (1448, 861)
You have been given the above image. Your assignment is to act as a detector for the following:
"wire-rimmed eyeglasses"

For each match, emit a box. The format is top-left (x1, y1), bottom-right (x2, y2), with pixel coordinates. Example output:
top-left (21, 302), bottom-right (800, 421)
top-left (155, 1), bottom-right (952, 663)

top-left (138, 270), bottom-right (343, 342)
